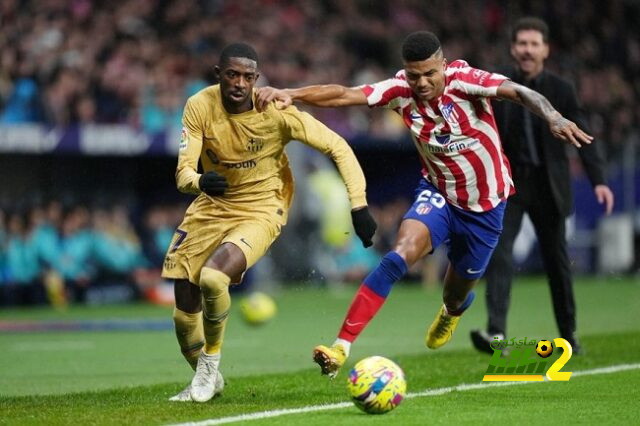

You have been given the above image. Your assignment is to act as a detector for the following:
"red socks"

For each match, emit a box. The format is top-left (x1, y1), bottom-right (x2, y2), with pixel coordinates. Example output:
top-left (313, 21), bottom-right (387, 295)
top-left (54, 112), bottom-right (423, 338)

top-left (337, 284), bottom-right (386, 342)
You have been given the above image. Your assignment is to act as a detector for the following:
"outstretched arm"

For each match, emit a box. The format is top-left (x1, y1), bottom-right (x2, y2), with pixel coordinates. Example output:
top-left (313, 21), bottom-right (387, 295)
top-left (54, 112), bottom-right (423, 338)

top-left (256, 85), bottom-right (367, 111)
top-left (496, 81), bottom-right (593, 148)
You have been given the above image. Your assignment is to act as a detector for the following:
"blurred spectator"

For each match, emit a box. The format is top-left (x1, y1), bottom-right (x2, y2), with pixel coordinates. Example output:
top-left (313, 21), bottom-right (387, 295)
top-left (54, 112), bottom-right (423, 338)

top-left (141, 206), bottom-right (175, 268)
top-left (57, 205), bottom-right (94, 302)
top-left (0, 77), bottom-right (43, 123)
top-left (4, 212), bottom-right (46, 305)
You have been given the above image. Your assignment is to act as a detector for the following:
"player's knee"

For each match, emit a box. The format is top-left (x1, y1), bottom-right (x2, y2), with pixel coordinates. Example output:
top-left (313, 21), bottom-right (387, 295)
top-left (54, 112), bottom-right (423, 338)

top-left (199, 267), bottom-right (231, 296)
top-left (394, 223), bottom-right (433, 265)
top-left (394, 237), bottom-right (430, 266)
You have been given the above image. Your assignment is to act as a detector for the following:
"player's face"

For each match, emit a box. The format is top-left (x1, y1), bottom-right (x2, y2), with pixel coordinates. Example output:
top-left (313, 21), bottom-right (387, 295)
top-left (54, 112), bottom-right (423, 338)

top-left (511, 29), bottom-right (549, 78)
top-left (216, 57), bottom-right (259, 112)
top-left (403, 53), bottom-right (446, 101)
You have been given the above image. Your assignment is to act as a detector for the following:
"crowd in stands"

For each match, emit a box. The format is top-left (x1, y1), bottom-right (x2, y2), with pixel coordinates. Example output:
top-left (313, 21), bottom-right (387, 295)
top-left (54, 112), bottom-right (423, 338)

top-left (0, 200), bottom-right (187, 306)
top-left (1, 0), bottom-right (638, 162)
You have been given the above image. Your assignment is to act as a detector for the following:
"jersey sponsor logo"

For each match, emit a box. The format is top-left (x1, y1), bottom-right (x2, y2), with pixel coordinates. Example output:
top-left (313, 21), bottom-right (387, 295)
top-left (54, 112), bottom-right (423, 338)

top-left (205, 149), bottom-right (220, 164)
top-left (425, 138), bottom-right (478, 153)
top-left (441, 102), bottom-right (459, 125)
top-left (415, 202), bottom-right (432, 215)
top-left (179, 127), bottom-right (188, 151)
top-left (472, 69), bottom-right (489, 85)
top-left (223, 159), bottom-right (256, 169)
top-left (435, 133), bottom-right (450, 145)
top-left (246, 137), bottom-right (264, 153)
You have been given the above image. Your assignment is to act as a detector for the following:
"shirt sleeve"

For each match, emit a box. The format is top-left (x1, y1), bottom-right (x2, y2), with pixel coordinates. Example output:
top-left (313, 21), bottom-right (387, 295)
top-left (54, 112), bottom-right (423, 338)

top-left (280, 107), bottom-right (368, 209)
top-left (451, 62), bottom-right (509, 98)
top-left (360, 76), bottom-right (413, 110)
top-left (175, 98), bottom-right (203, 194)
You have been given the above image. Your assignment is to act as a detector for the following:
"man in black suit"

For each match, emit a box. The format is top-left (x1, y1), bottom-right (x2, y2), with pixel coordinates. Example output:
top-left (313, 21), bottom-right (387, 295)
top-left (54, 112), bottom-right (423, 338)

top-left (470, 17), bottom-right (614, 354)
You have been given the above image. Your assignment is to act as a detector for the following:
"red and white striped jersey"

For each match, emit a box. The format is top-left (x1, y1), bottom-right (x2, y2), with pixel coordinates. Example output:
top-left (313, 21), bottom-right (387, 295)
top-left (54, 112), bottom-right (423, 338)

top-left (361, 59), bottom-right (514, 212)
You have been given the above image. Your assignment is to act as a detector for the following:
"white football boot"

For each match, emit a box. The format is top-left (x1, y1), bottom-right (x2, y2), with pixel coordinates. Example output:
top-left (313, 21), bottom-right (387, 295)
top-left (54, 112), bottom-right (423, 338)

top-left (169, 370), bottom-right (224, 402)
top-left (190, 351), bottom-right (222, 402)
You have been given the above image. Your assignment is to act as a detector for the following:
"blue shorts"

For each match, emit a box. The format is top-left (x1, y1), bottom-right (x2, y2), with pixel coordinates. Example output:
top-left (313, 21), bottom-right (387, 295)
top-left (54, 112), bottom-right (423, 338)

top-left (403, 179), bottom-right (506, 279)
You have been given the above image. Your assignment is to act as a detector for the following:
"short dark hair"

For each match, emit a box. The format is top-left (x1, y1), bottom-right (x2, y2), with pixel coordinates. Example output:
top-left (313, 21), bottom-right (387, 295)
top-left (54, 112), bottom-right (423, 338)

top-left (511, 17), bottom-right (549, 43)
top-left (401, 31), bottom-right (441, 62)
top-left (219, 43), bottom-right (258, 66)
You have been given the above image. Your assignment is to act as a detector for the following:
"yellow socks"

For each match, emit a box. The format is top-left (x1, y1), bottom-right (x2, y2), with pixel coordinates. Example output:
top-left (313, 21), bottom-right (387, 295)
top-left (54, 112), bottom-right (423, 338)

top-left (199, 267), bottom-right (231, 355)
top-left (172, 308), bottom-right (204, 370)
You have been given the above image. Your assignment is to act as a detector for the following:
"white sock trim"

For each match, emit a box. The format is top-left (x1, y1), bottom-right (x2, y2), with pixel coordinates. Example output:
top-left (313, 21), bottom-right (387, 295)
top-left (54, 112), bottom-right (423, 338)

top-left (201, 351), bottom-right (221, 360)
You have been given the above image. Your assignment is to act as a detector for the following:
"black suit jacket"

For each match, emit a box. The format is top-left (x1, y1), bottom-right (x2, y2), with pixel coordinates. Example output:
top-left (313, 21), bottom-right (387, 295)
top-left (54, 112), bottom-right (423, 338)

top-left (493, 66), bottom-right (606, 217)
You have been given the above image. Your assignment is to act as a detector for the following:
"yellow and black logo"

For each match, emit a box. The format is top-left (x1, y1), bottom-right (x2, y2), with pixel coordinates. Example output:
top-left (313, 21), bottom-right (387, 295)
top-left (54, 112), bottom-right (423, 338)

top-left (536, 340), bottom-right (554, 358)
top-left (247, 138), bottom-right (264, 153)
top-left (163, 256), bottom-right (176, 270)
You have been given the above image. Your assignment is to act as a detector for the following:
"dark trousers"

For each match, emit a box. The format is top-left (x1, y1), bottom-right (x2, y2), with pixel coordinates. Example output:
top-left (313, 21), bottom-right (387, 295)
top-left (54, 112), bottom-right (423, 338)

top-left (484, 165), bottom-right (576, 339)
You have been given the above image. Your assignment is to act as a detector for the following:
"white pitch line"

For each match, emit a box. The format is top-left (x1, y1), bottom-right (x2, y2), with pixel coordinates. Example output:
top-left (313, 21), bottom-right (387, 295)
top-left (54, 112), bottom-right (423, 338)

top-left (169, 362), bottom-right (640, 426)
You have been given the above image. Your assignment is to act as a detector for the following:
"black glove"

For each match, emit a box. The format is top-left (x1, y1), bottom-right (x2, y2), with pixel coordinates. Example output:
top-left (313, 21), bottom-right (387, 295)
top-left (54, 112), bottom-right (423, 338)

top-left (199, 171), bottom-right (228, 196)
top-left (351, 207), bottom-right (377, 248)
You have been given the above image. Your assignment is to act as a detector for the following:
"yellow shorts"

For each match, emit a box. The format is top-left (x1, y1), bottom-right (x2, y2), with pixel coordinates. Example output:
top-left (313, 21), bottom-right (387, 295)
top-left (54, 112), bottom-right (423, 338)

top-left (161, 194), bottom-right (285, 284)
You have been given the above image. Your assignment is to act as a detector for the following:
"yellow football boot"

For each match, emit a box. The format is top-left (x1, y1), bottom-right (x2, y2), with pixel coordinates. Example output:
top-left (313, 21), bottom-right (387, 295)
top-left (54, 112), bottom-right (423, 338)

top-left (312, 344), bottom-right (347, 379)
top-left (426, 305), bottom-right (462, 349)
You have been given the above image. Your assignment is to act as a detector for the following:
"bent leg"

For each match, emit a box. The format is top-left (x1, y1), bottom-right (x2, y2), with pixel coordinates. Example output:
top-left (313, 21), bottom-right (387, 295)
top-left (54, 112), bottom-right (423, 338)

top-left (426, 265), bottom-right (477, 349)
top-left (199, 243), bottom-right (247, 355)
top-left (314, 219), bottom-right (429, 377)
top-left (189, 243), bottom-right (246, 402)
top-left (429, 201), bottom-right (507, 349)
top-left (336, 219), bottom-right (431, 345)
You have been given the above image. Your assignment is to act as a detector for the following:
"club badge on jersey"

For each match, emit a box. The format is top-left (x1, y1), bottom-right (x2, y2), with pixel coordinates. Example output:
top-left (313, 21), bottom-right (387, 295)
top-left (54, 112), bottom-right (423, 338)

top-left (415, 202), bottom-right (432, 215)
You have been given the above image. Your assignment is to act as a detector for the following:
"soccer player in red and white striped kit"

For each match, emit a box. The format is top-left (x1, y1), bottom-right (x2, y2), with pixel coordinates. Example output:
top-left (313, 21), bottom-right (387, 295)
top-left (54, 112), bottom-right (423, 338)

top-left (257, 31), bottom-right (593, 378)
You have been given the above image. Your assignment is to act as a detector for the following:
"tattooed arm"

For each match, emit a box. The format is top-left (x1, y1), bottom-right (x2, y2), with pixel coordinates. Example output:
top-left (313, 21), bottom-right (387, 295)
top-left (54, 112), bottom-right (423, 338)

top-left (496, 80), bottom-right (593, 148)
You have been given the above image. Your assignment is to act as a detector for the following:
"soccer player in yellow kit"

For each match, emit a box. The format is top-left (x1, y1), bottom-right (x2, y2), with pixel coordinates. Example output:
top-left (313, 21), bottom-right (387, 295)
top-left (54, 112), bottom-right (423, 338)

top-left (161, 43), bottom-right (377, 403)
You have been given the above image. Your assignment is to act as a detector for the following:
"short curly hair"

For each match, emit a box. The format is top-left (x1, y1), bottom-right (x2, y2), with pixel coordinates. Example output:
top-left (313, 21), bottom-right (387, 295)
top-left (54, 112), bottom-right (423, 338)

top-left (219, 43), bottom-right (258, 66)
top-left (401, 31), bottom-right (441, 62)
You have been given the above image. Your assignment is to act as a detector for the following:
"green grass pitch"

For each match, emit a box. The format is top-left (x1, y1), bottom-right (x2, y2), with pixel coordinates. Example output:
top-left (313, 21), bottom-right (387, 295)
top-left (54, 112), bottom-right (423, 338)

top-left (1, 276), bottom-right (639, 424)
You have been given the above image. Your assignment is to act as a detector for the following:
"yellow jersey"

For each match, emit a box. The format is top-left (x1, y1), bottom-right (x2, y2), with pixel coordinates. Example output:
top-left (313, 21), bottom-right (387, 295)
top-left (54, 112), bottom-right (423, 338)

top-left (175, 84), bottom-right (367, 221)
